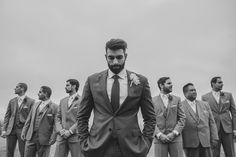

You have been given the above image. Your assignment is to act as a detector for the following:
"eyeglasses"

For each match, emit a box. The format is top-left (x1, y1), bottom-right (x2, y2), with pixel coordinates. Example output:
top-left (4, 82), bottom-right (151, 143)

top-left (107, 55), bottom-right (124, 60)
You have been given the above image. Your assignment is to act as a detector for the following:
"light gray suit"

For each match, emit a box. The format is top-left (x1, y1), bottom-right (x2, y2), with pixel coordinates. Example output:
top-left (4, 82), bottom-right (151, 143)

top-left (55, 94), bottom-right (82, 157)
top-left (153, 94), bottom-right (186, 157)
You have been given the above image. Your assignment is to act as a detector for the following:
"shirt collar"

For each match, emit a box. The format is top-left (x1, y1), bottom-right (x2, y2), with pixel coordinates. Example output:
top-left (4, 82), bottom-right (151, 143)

top-left (42, 99), bottom-right (51, 105)
top-left (108, 68), bottom-right (127, 80)
top-left (160, 92), bottom-right (169, 98)
top-left (69, 93), bottom-right (77, 99)
top-left (186, 99), bottom-right (196, 105)
top-left (212, 90), bottom-right (220, 96)
top-left (18, 94), bottom-right (26, 100)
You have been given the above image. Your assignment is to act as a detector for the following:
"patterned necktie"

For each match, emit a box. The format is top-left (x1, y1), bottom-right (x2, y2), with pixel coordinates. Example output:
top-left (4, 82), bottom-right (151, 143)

top-left (111, 75), bottom-right (120, 112)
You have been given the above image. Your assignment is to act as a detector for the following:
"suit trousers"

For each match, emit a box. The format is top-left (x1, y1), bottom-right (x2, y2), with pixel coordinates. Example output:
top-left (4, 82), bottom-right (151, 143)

top-left (213, 124), bottom-right (235, 157)
top-left (184, 143), bottom-right (212, 157)
top-left (54, 139), bottom-right (82, 157)
top-left (102, 138), bottom-right (123, 157)
top-left (6, 128), bottom-right (25, 157)
top-left (24, 132), bottom-right (51, 157)
top-left (154, 141), bottom-right (183, 157)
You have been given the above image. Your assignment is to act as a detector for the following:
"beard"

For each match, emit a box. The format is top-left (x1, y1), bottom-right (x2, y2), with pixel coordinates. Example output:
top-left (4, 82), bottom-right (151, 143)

top-left (65, 88), bottom-right (72, 94)
top-left (108, 63), bottom-right (125, 74)
top-left (163, 86), bottom-right (172, 94)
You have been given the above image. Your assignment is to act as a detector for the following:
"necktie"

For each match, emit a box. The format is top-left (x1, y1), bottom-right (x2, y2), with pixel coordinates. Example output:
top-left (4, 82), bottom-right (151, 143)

top-left (111, 75), bottom-right (120, 112)
top-left (18, 97), bottom-right (23, 108)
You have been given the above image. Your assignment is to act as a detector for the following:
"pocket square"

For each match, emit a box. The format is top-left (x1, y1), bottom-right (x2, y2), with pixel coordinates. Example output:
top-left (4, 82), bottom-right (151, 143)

top-left (23, 106), bottom-right (28, 109)
top-left (47, 114), bottom-right (53, 116)
top-left (73, 106), bottom-right (78, 109)
top-left (170, 105), bottom-right (177, 108)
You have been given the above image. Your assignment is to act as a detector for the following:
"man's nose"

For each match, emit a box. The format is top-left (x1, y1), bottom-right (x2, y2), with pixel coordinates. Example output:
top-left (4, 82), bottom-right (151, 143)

top-left (113, 58), bottom-right (119, 64)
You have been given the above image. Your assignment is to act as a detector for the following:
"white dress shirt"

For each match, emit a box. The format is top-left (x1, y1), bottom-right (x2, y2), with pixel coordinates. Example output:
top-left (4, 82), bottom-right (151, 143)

top-left (18, 94), bottom-right (26, 107)
top-left (68, 93), bottom-right (77, 107)
top-left (160, 93), bottom-right (169, 108)
top-left (107, 69), bottom-right (128, 106)
top-left (212, 90), bottom-right (220, 104)
top-left (39, 99), bottom-right (50, 112)
top-left (187, 99), bottom-right (197, 113)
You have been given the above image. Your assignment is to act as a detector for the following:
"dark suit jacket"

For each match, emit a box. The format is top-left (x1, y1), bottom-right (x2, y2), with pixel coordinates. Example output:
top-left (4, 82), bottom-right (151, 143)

top-left (182, 100), bottom-right (218, 148)
top-left (2, 96), bottom-right (35, 135)
top-left (153, 95), bottom-right (186, 143)
top-left (55, 94), bottom-right (81, 142)
top-left (202, 92), bottom-right (236, 133)
top-left (21, 101), bottom-right (58, 145)
top-left (77, 70), bottom-right (156, 157)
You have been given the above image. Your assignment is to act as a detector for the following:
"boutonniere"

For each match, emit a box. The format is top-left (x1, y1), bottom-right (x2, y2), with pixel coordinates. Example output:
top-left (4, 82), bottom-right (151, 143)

top-left (74, 96), bottom-right (78, 101)
top-left (129, 73), bottom-right (140, 87)
top-left (168, 95), bottom-right (173, 101)
top-left (220, 92), bottom-right (225, 97)
top-left (23, 98), bottom-right (27, 103)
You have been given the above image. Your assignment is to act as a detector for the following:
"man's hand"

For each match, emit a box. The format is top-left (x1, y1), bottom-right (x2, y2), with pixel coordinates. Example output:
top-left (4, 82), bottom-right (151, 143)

top-left (166, 132), bottom-right (176, 142)
top-left (1, 131), bottom-right (6, 138)
top-left (233, 131), bottom-right (236, 139)
top-left (159, 134), bottom-right (169, 143)
top-left (63, 130), bottom-right (71, 139)
top-left (59, 129), bottom-right (66, 136)
top-left (211, 139), bottom-right (218, 149)
top-left (21, 133), bottom-right (26, 141)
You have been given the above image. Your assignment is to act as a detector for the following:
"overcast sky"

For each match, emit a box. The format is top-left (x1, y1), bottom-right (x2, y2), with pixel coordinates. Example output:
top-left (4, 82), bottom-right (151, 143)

top-left (0, 0), bottom-right (236, 119)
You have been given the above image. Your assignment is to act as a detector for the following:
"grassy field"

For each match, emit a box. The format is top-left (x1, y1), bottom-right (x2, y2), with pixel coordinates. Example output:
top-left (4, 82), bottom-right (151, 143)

top-left (0, 137), bottom-right (232, 157)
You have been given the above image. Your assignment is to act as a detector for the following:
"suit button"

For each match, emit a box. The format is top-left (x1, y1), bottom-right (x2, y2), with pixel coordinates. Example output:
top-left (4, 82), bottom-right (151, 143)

top-left (109, 128), bottom-right (112, 132)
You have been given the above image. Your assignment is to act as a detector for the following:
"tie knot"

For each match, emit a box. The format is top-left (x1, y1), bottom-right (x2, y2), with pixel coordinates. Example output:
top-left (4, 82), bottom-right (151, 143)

top-left (112, 75), bottom-right (119, 80)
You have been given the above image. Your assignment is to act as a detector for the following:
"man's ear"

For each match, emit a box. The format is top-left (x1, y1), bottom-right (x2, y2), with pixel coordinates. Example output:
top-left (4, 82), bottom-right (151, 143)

top-left (105, 54), bottom-right (108, 61)
top-left (124, 53), bottom-right (128, 60)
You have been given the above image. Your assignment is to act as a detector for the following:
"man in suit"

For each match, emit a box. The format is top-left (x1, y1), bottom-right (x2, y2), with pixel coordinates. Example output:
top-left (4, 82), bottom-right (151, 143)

top-left (77, 39), bottom-right (156, 157)
top-left (21, 86), bottom-right (58, 157)
top-left (152, 77), bottom-right (186, 157)
top-left (54, 79), bottom-right (82, 157)
top-left (1, 83), bottom-right (35, 157)
top-left (182, 83), bottom-right (218, 157)
top-left (202, 76), bottom-right (236, 157)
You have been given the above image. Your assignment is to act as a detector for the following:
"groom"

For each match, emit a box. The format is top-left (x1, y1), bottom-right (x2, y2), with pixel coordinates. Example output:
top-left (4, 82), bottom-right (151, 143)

top-left (77, 39), bottom-right (156, 157)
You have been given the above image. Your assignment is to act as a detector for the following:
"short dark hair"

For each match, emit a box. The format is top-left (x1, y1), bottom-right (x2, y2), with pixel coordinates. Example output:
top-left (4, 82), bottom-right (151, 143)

top-left (41, 86), bottom-right (52, 98)
top-left (18, 83), bottom-right (28, 92)
top-left (157, 77), bottom-right (170, 90)
top-left (66, 79), bottom-right (80, 92)
top-left (105, 39), bottom-right (127, 53)
top-left (210, 76), bottom-right (221, 87)
top-left (183, 83), bottom-right (194, 94)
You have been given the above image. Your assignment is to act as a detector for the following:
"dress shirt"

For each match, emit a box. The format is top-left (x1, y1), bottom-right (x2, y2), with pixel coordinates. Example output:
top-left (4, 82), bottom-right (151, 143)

top-left (17, 94), bottom-right (26, 107)
top-left (68, 93), bottom-right (77, 107)
top-left (212, 90), bottom-right (220, 104)
top-left (39, 99), bottom-right (50, 112)
top-left (107, 69), bottom-right (128, 106)
top-left (160, 93), bottom-right (169, 108)
top-left (187, 99), bottom-right (197, 113)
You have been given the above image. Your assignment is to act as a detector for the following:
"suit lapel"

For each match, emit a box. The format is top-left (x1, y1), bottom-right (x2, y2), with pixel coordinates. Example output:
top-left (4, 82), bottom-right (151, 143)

top-left (184, 100), bottom-right (198, 122)
top-left (68, 95), bottom-right (80, 112)
top-left (13, 98), bottom-right (18, 115)
top-left (41, 101), bottom-right (51, 119)
top-left (63, 97), bottom-right (69, 112)
top-left (99, 70), bottom-right (113, 112)
top-left (157, 95), bottom-right (166, 110)
top-left (209, 92), bottom-right (220, 111)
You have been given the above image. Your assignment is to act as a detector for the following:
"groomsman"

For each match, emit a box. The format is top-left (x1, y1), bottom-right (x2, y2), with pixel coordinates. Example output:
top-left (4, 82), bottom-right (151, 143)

top-left (1, 83), bottom-right (35, 157)
top-left (153, 77), bottom-right (186, 157)
top-left (21, 86), bottom-right (58, 157)
top-left (182, 83), bottom-right (218, 157)
top-left (54, 79), bottom-right (82, 157)
top-left (77, 39), bottom-right (156, 157)
top-left (202, 76), bottom-right (236, 157)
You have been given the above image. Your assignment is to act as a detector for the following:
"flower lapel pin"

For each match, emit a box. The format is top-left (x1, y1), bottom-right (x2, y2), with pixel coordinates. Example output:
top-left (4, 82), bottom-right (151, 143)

top-left (129, 73), bottom-right (140, 87)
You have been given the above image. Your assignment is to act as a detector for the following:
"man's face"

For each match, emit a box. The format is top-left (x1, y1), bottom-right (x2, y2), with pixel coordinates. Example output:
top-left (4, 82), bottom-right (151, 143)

top-left (65, 82), bottom-right (73, 94)
top-left (213, 78), bottom-right (223, 91)
top-left (38, 88), bottom-right (47, 101)
top-left (185, 85), bottom-right (197, 101)
top-left (105, 48), bottom-right (127, 74)
top-left (162, 79), bottom-right (173, 94)
top-left (14, 84), bottom-right (22, 95)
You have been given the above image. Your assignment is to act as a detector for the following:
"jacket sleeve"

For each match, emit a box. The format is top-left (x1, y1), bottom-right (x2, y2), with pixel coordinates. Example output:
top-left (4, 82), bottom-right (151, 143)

top-left (140, 77), bottom-right (156, 141)
top-left (77, 78), bottom-right (94, 143)
top-left (173, 98), bottom-right (186, 133)
top-left (49, 104), bottom-right (58, 145)
top-left (229, 93), bottom-right (236, 131)
top-left (2, 101), bottom-right (12, 132)
top-left (206, 102), bottom-right (219, 142)
top-left (55, 101), bottom-right (63, 133)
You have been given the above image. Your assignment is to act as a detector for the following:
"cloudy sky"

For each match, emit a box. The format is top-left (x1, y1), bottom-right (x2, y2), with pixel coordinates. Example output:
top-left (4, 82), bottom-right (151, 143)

top-left (0, 0), bottom-right (235, 118)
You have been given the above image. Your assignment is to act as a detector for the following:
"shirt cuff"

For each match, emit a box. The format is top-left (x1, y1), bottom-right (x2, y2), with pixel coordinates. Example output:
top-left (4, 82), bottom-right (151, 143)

top-left (69, 129), bottom-right (73, 134)
top-left (233, 130), bottom-right (236, 133)
top-left (172, 130), bottom-right (179, 136)
top-left (156, 132), bottom-right (162, 139)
